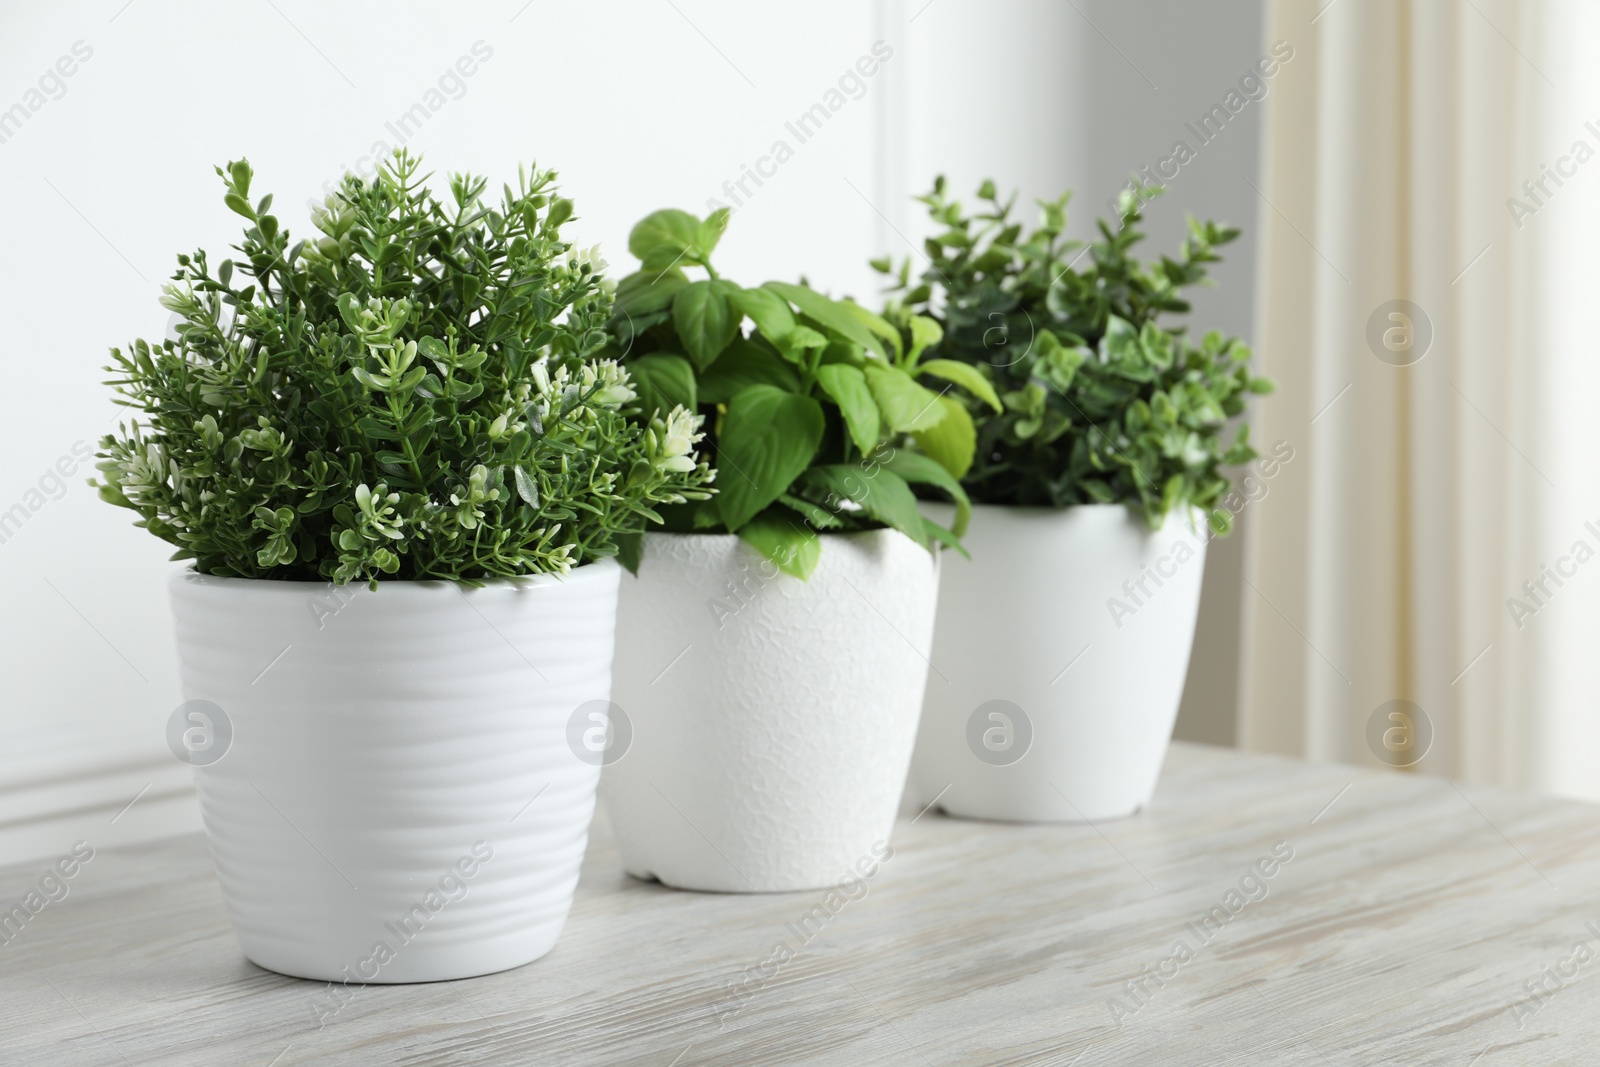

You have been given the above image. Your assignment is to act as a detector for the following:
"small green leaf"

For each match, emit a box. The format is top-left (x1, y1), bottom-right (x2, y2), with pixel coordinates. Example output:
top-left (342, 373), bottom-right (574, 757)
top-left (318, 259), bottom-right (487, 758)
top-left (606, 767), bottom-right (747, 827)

top-left (737, 509), bottom-right (820, 579)
top-left (715, 385), bottom-right (825, 531)
top-left (698, 208), bottom-right (731, 257)
top-left (816, 364), bottom-right (881, 455)
top-left (726, 286), bottom-right (796, 342)
top-left (777, 492), bottom-right (845, 529)
top-left (628, 209), bottom-right (701, 263)
top-left (911, 395), bottom-right (976, 480)
top-left (905, 315), bottom-right (942, 364)
top-left (673, 280), bottom-right (740, 370)
top-left (614, 268), bottom-right (688, 318)
top-left (356, 416), bottom-right (402, 440)
top-left (884, 449), bottom-right (971, 537)
top-left (865, 365), bottom-right (945, 432)
top-left (513, 465), bottom-right (540, 507)
top-left (627, 353), bottom-right (697, 418)
top-left (615, 531), bottom-right (644, 575)
top-left (698, 339), bottom-right (799, 403)
top-left (917, 359), bottom-right (1002, 413)
top-left (763, 281), bottom-right (888, 359)
top-left (798, 465), bottom-right (925, 547)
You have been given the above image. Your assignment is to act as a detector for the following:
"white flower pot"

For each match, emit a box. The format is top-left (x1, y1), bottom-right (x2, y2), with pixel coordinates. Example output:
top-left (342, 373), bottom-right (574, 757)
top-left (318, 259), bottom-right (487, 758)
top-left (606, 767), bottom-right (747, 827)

top-left (168, 560), bottom-right (620, 983)
top-left (911, 504), bottom-right (1206, 822)
top-left (603, 530), bottom-right (939, 892)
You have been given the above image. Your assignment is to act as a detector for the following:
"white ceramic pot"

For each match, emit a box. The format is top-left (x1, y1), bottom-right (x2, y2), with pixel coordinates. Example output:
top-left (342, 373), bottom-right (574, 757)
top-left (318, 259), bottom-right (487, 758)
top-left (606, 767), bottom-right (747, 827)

top-left (603, 530), bottom-right (939, 892)
top-left (168, 560), bottom-right (620, 983)
top-left (911, 504), bottom-right (1207, 822)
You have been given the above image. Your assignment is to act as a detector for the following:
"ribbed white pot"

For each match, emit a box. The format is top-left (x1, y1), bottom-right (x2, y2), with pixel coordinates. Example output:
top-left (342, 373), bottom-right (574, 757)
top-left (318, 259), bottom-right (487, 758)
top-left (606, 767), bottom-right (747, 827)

top-left (911, 504), bottom-right (1206, 822)
top-left (168, 560), bottom-right (620, 983)
top-left (603, 530), bottom-right (939, 892)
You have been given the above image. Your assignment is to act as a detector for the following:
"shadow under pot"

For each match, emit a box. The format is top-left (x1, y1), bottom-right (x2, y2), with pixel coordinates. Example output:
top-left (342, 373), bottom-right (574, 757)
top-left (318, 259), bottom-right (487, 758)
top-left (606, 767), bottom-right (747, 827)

top-left (909, 504), bottom-right (1207, 823)
top-left (602, 529), bottom-right (939, 892)
top-left (167, 560), bottom-right (620, 983)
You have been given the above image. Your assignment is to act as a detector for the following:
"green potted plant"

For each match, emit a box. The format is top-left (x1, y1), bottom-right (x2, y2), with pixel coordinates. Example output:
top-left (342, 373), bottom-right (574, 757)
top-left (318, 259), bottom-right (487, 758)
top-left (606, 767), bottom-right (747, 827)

top-left (876, 179), bottom-right (1273, 822)
top-left (94, 151), bottom-right (711, 981)
top-left (599, 207), bottom-right (990, 891)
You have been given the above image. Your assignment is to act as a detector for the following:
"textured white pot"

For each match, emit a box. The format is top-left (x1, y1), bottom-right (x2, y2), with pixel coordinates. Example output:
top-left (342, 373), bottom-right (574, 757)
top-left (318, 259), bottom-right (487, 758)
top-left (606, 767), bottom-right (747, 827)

top-left (911, 504), bottom-right (1206, 822)
top-left (604, 530), bottom-right (939, 892)
top-left (168, 560), bottom-right (620, 983)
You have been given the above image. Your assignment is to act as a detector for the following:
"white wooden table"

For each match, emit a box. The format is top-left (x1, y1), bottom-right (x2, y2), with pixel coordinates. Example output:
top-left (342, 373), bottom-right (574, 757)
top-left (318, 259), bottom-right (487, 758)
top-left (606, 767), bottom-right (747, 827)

top-left (3, 742), bottom-right (1598, 1065)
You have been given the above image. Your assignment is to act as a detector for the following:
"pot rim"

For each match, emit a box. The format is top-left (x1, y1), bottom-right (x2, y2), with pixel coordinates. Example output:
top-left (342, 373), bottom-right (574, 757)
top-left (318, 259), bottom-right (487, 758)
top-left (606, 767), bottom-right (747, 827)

top-left (923, 500), bottom-right (1206, 529)
top-left (168, 554), bottom-right (619, 593)
top-left (639, 527), bottom-right (918, 543)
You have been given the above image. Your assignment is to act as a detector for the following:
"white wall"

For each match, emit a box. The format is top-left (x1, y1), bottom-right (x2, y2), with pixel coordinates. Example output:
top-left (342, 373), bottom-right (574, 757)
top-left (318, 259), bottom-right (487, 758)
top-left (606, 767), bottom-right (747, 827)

top-left (0, 0), bottom-right (893, 865)
top-left (0, 0), bottom-right (1265, 864)
top-left (897, 0), bottom-right (1269, 746)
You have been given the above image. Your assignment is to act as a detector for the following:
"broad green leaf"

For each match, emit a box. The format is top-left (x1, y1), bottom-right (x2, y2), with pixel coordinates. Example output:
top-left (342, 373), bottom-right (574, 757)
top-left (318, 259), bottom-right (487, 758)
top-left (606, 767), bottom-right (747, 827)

top-left (737, 510), bottom-right (820, 579)
top-left (698, 339), bottom-right (799, 403)
top-left (715, 385), bottom-right (824, 530)
top-left (816, 364), bottom-right (881, 455)
top-left (726, 286), bottom-right (796, 344)
top-left (841, 300), bottom-right (902, 360)
top-left (920, 516), bottom-right (970, 558)
top-left (884, 449), bottom-right (971, 537)
top-left (627, 354), bottom-right (697, 418)
top-left (905, 314), bottom-right (942, 364)
top-left (864, 364), bottom-right (946, 432)
top-left (798, 464), bottom-right (925, 546)
top-left (917, 359), bottom-right (1002, 413)
top-left (911, 395), bottom-right (976, 480)
top-left (615, 531), bottom-right (644, 575)
top-left (628, 209), bottom-right (701, 263)
top-left (772, 324), bottom-right (830, 364)
top-left (614, 268), bottom-right (687, 318)
top-left (764, 281), bottom-right (888, 359)
top-left (673, 280), bottom-right (740, 370)
top-left (777, 492), bottom-right (845, 530)
top-left (698, 208), bottom-right (731, 257)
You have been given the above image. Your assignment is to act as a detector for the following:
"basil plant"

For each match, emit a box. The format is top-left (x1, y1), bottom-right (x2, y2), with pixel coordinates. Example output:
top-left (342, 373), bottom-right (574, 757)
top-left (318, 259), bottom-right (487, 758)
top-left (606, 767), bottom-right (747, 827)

top-left (608, 207), bottom-right (995, 579)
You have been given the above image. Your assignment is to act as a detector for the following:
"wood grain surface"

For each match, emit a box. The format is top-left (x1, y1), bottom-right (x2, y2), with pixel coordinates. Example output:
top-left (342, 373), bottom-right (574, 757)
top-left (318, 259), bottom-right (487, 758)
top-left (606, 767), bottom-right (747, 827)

top-left (3, 741), bottom-right (1598, 1066)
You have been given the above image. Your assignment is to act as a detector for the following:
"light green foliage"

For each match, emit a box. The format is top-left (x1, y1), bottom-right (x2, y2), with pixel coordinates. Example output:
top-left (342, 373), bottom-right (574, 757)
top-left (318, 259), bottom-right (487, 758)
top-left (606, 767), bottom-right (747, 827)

top-left (876, 178), bottom-right (1274, 533)
top-left (611, 208), bottom-right (986, 578)
top-left (96, 151), bottom-right (712, 584)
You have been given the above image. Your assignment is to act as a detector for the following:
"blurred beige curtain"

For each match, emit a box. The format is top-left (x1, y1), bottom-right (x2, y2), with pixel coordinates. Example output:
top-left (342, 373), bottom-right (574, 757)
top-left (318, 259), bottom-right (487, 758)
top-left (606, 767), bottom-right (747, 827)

top-left (1242, 0), bottom-right (1600, 798)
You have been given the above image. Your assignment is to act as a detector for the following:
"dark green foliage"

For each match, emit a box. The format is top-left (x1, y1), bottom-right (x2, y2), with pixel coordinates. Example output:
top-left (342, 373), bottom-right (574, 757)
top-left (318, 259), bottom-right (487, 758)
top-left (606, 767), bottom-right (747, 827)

top-left (876, 179), bottom-right (1273, 533)
top-left (96, 151), bottom-right (711, 583)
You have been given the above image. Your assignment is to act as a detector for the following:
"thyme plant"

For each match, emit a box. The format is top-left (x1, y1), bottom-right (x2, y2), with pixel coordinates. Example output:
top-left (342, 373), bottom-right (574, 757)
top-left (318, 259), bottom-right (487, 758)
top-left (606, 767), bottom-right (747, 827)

top-left (96, 151), bottom-right (711, 583)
